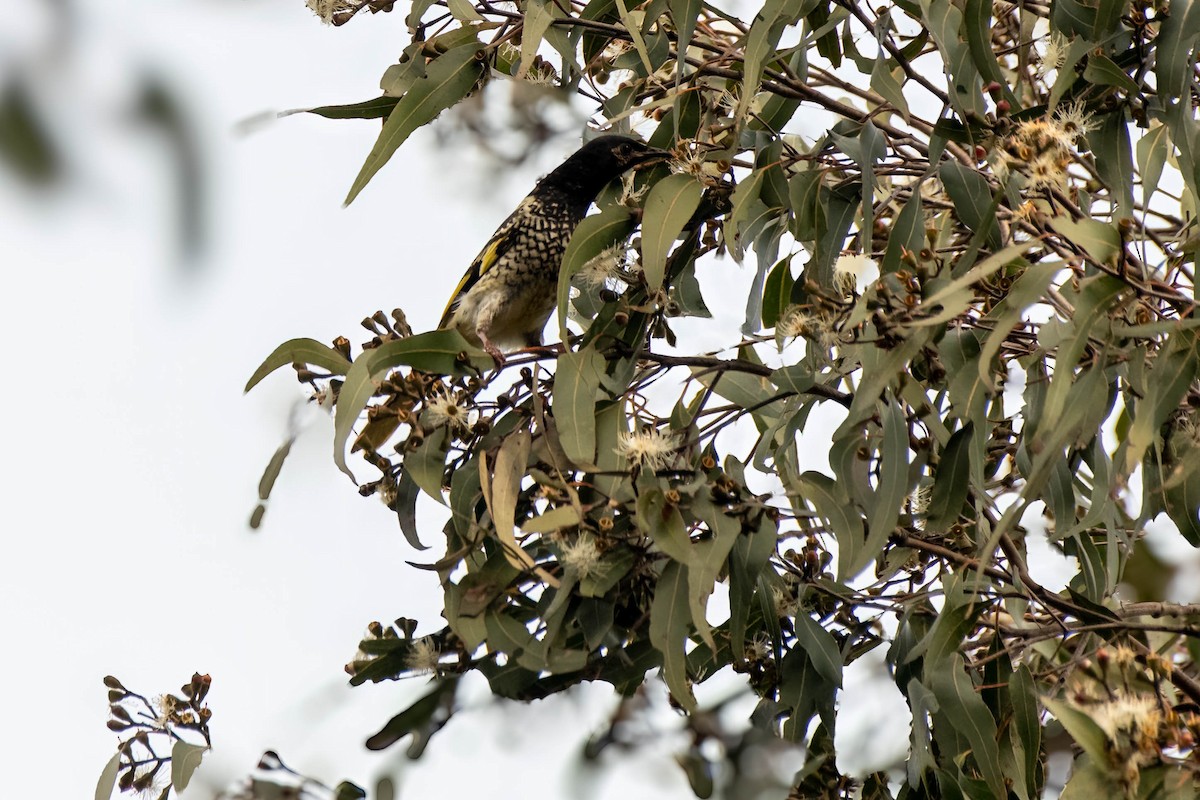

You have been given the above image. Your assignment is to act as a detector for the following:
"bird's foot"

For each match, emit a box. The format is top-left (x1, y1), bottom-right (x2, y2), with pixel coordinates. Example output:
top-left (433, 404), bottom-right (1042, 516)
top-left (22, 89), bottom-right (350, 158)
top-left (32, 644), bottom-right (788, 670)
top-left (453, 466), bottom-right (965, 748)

top-left (484, 342), bottom-right (506, 369)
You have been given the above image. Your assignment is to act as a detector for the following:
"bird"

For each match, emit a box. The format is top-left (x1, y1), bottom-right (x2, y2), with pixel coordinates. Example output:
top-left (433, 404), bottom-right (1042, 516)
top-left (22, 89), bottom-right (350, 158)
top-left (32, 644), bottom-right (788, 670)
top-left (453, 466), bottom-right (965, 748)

top-left (438, 134), bottom-right (672, 365)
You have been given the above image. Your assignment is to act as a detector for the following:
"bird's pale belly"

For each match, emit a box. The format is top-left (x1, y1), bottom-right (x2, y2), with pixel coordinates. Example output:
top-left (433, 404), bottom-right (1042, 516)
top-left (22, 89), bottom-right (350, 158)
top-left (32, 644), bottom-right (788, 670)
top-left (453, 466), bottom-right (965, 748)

top-left (452, 273), bottom-right (559, 351)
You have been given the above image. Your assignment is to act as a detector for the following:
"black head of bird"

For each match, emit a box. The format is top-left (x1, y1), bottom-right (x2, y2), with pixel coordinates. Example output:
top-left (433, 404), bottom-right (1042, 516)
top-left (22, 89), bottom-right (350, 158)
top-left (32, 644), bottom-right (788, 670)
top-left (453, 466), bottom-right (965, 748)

top-left (438, 134), bottom-right (673, 365)
top-left (538, 135), bottom-right (673, 209)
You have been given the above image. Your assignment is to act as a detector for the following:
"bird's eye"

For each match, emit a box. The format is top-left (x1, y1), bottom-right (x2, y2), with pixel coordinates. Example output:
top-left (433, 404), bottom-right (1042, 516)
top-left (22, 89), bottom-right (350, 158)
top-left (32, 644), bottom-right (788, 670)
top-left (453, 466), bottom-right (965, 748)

top-left (617, 143), bottom-right (632, 158)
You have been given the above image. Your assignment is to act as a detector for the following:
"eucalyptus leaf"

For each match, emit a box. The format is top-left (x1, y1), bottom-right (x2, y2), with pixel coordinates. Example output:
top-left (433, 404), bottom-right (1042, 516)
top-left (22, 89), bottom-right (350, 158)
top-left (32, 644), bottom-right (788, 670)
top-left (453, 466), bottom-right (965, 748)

top-left (333, 330), bottom-right (490, 481)
top-left (552, 345), bottom-right (607, 468)
top-left (649, 560), bottom-right (696, 709)
top-left (245, 337), bottom-right (352, 393)
top-left (170, 741), bottom-right (208, 793)
top-left (641, 173), bottom-right (703, 291)
top-left (346, 45), bottom-right (485, 205)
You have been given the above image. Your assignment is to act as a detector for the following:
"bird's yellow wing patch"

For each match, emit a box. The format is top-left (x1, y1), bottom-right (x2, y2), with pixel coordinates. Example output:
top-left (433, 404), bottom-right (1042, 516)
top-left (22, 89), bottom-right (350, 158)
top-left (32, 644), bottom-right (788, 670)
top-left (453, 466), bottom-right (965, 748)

top-left (438, 231), bottom-right (507, 328)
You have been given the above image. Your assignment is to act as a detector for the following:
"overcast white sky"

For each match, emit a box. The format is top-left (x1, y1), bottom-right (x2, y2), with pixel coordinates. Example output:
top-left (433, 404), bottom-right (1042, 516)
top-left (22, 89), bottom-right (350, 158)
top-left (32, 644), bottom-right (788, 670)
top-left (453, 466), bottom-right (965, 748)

top-left (0, 1), bottom-right (670, 796)
top-left (1, 2), bottom-right (811, 796)
top-left (7, 1), bottom-right (1199, 798)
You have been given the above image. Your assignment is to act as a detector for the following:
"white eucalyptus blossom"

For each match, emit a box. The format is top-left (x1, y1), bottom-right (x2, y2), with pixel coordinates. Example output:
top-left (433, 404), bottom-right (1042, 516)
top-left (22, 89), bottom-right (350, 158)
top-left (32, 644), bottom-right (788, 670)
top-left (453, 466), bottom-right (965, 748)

top-left (559, 535), bottom-right (602, 578)
top-left (404, 637), bottom-right (442, 675)
top-left (425, 389), bottom-right (471, 431)
top-left (832, 253), bottom-right (876, 296)
top-left (577, 243), bottom-right (631, 288)
top-left (305, 0), bottom-right (356, 25)
top-left (618, 427), bottom-right (678, 470)
top-left (1038, 31), bottom-right (1070, 78)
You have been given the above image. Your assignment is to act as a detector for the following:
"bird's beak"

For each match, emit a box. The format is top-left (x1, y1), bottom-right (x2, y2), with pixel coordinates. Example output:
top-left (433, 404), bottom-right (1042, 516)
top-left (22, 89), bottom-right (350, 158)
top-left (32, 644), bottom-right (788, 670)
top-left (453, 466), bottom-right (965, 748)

top-left (631, 148), bottom-right (674, 169)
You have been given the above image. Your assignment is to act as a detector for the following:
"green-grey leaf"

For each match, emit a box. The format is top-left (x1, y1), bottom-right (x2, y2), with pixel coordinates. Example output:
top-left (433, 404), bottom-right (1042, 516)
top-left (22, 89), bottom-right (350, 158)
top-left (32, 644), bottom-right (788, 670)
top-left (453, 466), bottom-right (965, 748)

top-left (522, 504), bottom-right (583, 533)
top-left (882, 190), bottom-right (924, 273)
top-left (668, 0), bottom-right (702, 58)
top-left (1124, 331), bottom-right (1200, 472)
top-left (793, 613), bottom-right (843, 686)
top-left (345, 44), bottom-right (484, 205)
top-left (366, 679), bottom-right (458, 750)
top-left (863, 397), bottom-right (912, 565)
top-left (245, 337), bottom-right (352, 393)
top-left (333, 330), bottom-right (490, 481)
top-left (406, 427), bottom-right (450, 503)
top-left (929, 654), bottom-right (1005, 800)
top-left (1155, 0), bottom-right (1200, 101)
top-left (1136, 123), bottom-right (1169, 206)
top-left (1090, 110), bottom-right (1135, 219)
top-left (1042, 696), bottom-right (1111, 766)
top-left (940, 161), bottom-right (1000, 249)
top-left (304, 96), bottom-right (399, 120)
top-left (170, 741), bottom-right (208, 793)
top-left (518, 0), bottom-right (557, 76)
top-left (649, 560), bottom-right (696, 709)
top-left (257, 438), bottom-right (294, 502)
top-left (1009, 665), bottom-right (1041, 799)
top-left (871, 59), bottom-right (910, 119)
top-left (94, 753), bottom-right (120, 800)
top-left (926, 423), bottom-right (973, 531)
top-left (761, 255), bottom-right (795, 329)
top-left (689, 495), bottom-right (741, 650)
top-left (796, 471), bottom-right (865, 579)
top-left (557, 207), bottom-right (634, 342)
top-left (637, 489), bottom-right (693, 565)
top-left (1082, 53), bottom-right (1140, 93)
top-left (641, 173), bottom-right (703, 291)
top-left (394, 471), bottom-right (427, 549)
top-left (552, 345), bottom-right (607, 467)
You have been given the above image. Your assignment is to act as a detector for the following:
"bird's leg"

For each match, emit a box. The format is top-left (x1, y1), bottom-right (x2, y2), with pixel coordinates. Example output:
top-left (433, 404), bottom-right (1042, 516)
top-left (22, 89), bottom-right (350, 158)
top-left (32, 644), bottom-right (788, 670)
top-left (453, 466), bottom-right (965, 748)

top-left (472, 307), bottom-right (507, 369)
top-left (477, 329), bottom-right (506, 369)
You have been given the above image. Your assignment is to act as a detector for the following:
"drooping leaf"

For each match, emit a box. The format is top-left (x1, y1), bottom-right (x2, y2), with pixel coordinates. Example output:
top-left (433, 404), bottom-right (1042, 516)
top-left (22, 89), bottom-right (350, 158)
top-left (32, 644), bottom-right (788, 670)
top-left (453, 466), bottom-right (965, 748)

top-left (346, 44), bottom-right (485, 205)
top-left (761, 255), bottom-right (795, 329)
top-left (929, 654), bottom-right (1006, 800)
top-left (863, 396), bottom-right (913, 565)
top-left (393, 471), bottom-right (428, 550)
top-left (649, 560), bottom-right (696, 709)
top-left (1009, 665), bottom-right (1041, 799)
top-left (405, 427), bottom-right (450, 503)
top-left (795, 471), bottom-right (865, 579)
top-left (668, 0), bottom-right (702, 57)
top-left (366, 679), bottom-right (458, 751)
top-left (483, 428), bottom-right (538, 572)
top-left (1124, 331), bottom-right (1200, 472)
top-left (94, 753), bottom-right (120, 800)
top-left (1090, 110), bottom-right (1136, 219)
top-left (333, 330), bottom-right (491, 481)
top-left (557, 207), bottom-right (634, 342)
top-left (170, 741), bottom-right (208, 793)
top-left (688, 495), bottom-right (741, 650)
top-left (245, 337), bottom-right (352, 393)
top-left (637, 489), bottom-right (693, 565)
top-left (518, 0), bottom-right (558, 77)
top-left (792, 612), bottom-right (843, 686)
top-left (882, 190), bottom-right (924, 273)
top-left (641, 173), bottom-right (704, 291)
top-left (926, 423), bottom-right (974, 531)
top-left (939, 161), bottom-right (1001, 249)
top-left (728, 515), bottom-right (777, 659)
top-left (552, 345), bottom-right (606, 468)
